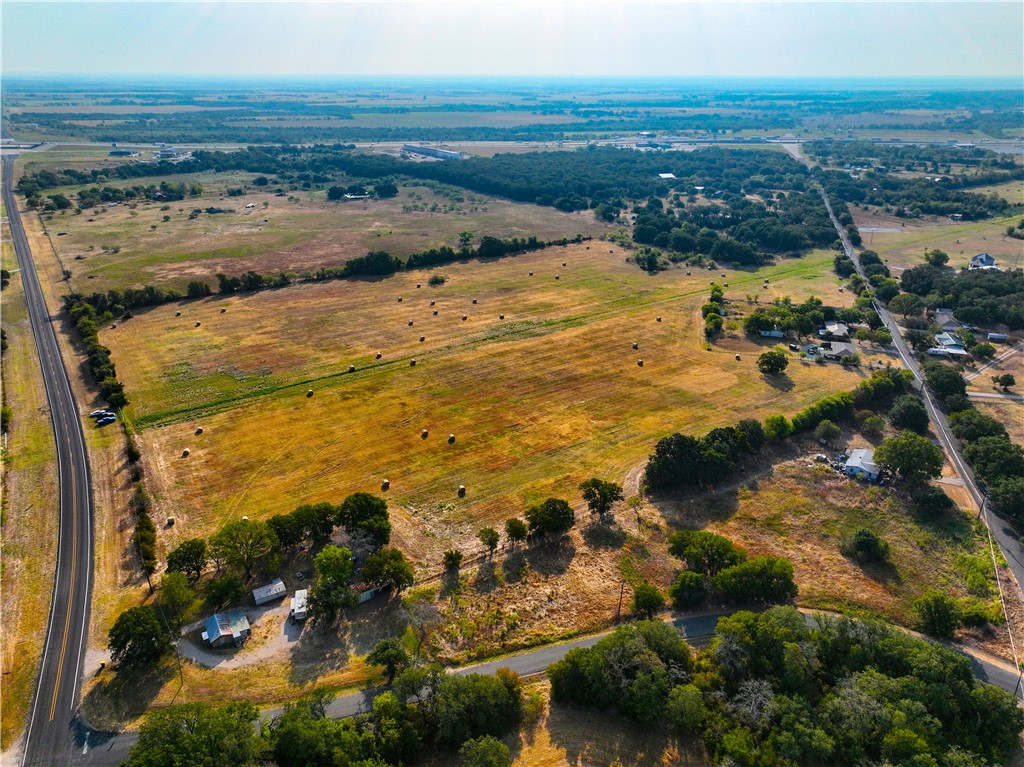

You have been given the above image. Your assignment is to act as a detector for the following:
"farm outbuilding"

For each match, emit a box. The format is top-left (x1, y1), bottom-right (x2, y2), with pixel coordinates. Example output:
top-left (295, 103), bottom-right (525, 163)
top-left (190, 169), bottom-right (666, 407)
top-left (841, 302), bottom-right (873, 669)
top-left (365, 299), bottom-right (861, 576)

top-left (252, 578), bottom-right (287, 606)
top-left (201, 610), bottom-right (250, 648)
top-left (844, 449), bottom-right (880, 482)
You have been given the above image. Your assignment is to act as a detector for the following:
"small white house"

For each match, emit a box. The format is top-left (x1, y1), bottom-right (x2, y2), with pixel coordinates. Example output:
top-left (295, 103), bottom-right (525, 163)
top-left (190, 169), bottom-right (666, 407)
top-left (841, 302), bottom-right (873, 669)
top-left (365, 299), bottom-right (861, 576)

top-left (819, 321), bottom-right (850, 340)
top-left (759, 327), bottom-right (786, 338)
top-left (252, 578), bottom-right (287, 606)
top-left (845, 449), bottom-right (880, 482)
top-left (290, 589), bottom-right (308, 622)
top-left (969, 253), bottom-right (997, 269)
top-left (201, 610), bottom-right (251, 648)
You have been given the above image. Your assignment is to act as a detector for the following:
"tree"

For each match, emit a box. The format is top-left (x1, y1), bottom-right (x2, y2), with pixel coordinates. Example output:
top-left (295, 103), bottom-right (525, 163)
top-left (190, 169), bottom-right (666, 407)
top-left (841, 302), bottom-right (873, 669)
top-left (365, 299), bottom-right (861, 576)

top-left (308, 545), bottom-right (356, 627)
top-left (375, 181), bottom-right (399, 198)
top-left (202, 574), bottom-right (246, 608)
top-left (124, 701), bottom-right (261, 767)
top-left (949, 410), bottom-right (1007, 442)
top-left (476, 527), bottom-right (500, 557)
top-left (665, 684), bottom-right (706, 734)
top-left (763, 414), bottom-right (792, 441)
top-left (291, 502), bottom-right (338, 544)
top-left (714, 556), bottom-right (798, 603)
top-left (361, 548), bottom-right (415, 592)
top-left (861, 414), bottom-right (886, 440)
top-left (337, 492), bottom-right (391, 546)
top-left (875, 431), bottom-right (944, 487)
top-left (458, 231), bottom-right (475, 250)
top-left (842, 528), bottom-right (889, 563)
top-left (924, 248), bottom-right (949, 267)
top-left (443, 549), bottom-right (463, 570)
top-left (525, 498), bottom-right (576, 537)
top-left (166, 538), bottom-right (208, 581)
top-left (668, 530), bottom-right (746, 575)
top-left (970, 342), bottom-right (996, 360)
top-left (669, 571), bottom-right (707, 608)
top-left (923, 361), bottom-right (967, 402)
top-left (109, 605), bottom-right (173, 669)
top-left (888, 292), bottom-right (924, 318)
top-left (504, 518), bottom-right (527, 548)
top-left (993, 373), bottom-right (1016, 391)
top-left (366, 638), bottom-right (411, 684)
top-left (814, 419), bottom-right (841, 442)
top-left (963, 436), bottom-right (1024, 482)
top-left (872, 328), bottom-right (893, 346)
top-left (435, 672), bottom-right (523, 746)
top-left (458, 735), bottom-right (512, 767)
top-left (889, 394), bottom-right (929, 434)
top-left (915, 591), bottom-right (961, 639)
top-left (757, 349), bottom-right (789, 375)
top-left (579, 478), bottom-right (624, 519)
top-left (157, 572), bottom-right (196, 629)
top-left (210, 518), bottom-right (280, 581)
top-left (632, 583), bottom-right (665, 619)
top-left (991, 477), bottom-right (1024, 523)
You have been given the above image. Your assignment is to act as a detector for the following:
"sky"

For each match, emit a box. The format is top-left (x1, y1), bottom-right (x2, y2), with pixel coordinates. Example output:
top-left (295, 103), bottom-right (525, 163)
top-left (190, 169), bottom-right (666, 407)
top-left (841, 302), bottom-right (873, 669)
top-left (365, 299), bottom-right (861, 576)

top-left (2, 1), bottom-right (1022, 80)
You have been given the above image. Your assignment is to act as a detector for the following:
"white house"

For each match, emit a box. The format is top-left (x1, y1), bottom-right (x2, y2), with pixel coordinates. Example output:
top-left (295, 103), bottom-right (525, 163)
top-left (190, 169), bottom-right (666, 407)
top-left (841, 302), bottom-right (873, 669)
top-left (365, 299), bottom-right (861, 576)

top-left (845, 449), bottom-right (880, 482)
top-left (819, 321), bottom-right (850, 340)
top-left (822, 342), bottom-right (858, 360)
top-left (759, 327), bottom-right (786, 338)
top-left (252, 578), bottom-right (287, 606)
top-left (969, 253), bottom-right (997, 269)
top-left (290, 590), bottom-right (308, 622)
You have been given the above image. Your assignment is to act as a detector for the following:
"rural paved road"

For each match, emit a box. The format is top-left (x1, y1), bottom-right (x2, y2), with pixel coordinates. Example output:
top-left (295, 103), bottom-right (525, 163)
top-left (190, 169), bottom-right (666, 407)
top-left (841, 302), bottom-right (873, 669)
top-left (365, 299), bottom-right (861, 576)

top-left (3, 155), bottom-right (96, 767)
top-left (72, 608), bottom-right (1024, 766)
top-left (817, 183), bottom-right (1024, 623)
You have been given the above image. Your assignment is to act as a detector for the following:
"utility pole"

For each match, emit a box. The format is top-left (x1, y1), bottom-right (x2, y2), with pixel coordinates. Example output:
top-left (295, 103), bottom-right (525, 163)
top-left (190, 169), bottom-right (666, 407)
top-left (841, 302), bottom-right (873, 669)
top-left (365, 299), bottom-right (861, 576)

top-left (615, 581), bottom-right (625, 623)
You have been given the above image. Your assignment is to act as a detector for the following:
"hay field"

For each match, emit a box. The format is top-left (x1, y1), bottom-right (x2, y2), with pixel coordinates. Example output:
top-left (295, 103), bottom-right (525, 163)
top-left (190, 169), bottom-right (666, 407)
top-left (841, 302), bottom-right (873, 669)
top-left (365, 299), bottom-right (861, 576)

top-left (852, 209), bottom-right (1024, 272)
top-left (43, 182), bottom-right (606, 295)
top-left (101, 245), bottom-right (874, 563)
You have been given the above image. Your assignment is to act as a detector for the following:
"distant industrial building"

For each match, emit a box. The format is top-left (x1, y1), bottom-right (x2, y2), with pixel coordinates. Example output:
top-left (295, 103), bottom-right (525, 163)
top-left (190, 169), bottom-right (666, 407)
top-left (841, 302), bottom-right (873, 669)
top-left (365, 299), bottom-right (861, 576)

top-left (402, 144), bottom-right (463, 161)
top-left (157, 147), bottom-right (191, 159)
top-left (109, 149), bottom-right (140, 157)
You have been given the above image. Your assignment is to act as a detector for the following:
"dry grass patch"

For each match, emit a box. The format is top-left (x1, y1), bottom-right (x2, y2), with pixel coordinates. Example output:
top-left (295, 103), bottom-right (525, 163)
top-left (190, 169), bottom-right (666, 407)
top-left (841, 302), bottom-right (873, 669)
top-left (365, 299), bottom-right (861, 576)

top-left (972, 399), bottom-right (1024, 446)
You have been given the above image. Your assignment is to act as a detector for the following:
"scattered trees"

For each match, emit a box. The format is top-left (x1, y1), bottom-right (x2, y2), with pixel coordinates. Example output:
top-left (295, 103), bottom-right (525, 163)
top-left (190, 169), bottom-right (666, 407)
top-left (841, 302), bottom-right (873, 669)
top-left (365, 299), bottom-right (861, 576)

top-left (458, 735), bottom-right (512, 767)
top-left (504, 518), bottom-right (527, 547)
top-left (361, 548), bottom-right (415, 593)
top-left (477, 527), bottom-right (500, 556)
top-left (443, 549), bottom-right (464, 570)
top-left (669, 571), bottom-right (707, 608)
top-left (756, 349), bottom-right (789, 375)
top-left (579, 478), bottom-right (624, 519)
top-left (668, 530), bottom-right (746, 576)
top-left (337, 492), bottom-right (392, 547)
top-left (875, 430), bottom-right (944, 487)
top-left (525, 498), bottom-right (576, 538)
top-left (307, 545), bottom-right (356, 627)
top-left (713, 556), bottom-right (798, 604)
top-left (993, 373), bottom-right (1017, 391)
top-left (124, 702), bottom-right (261, 767)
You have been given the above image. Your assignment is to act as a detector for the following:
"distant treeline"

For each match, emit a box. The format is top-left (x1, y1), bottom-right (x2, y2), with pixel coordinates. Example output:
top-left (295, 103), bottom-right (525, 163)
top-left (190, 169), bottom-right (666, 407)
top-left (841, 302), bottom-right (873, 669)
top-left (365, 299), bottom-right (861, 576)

top-left (900, 264), bottom-right (1024, 328)
top-left (64, 234), bottom-right (587, 318)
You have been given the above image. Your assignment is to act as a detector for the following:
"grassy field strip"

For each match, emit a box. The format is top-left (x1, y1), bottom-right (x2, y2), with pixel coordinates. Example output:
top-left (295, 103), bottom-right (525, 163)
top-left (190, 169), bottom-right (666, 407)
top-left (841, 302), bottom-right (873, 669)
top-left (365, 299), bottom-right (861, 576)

top-left (129, 254), bottom-right (835, 428)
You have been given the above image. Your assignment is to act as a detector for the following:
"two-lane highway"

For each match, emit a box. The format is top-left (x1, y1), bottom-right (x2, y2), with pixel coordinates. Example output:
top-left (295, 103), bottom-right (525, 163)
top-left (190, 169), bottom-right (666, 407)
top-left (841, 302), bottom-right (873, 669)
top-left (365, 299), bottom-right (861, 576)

top-left (3, 155), bottom-right (96, 766)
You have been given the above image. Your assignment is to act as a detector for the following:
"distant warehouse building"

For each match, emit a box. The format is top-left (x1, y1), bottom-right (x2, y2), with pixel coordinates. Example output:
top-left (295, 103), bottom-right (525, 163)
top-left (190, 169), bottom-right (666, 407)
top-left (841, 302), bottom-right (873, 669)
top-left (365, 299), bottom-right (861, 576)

top-left (402, 144), bottom-right (463, 160)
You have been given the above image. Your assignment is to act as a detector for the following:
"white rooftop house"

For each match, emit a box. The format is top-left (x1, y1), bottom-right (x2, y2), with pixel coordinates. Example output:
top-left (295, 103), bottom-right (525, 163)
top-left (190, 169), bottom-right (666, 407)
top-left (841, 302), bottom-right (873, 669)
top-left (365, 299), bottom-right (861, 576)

top-left (969, 253), bottom-right (998, 270)
top-left (290, 589), bottom-right (308, 622)
top-left (819, 321), bottom-right (850, 339)
top-left (252, 577), bottom-right (287, 606)
top-left (658, 172), bottom-right (677, 180)
top-left (845, 449), bottom-right (880, 482)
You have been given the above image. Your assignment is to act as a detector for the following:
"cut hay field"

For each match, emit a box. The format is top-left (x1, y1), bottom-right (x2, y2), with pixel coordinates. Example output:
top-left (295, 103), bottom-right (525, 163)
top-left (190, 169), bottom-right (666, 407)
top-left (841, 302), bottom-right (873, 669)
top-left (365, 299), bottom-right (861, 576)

top-left (851, 209), bottom-right (1024, 272)
top-left (102, 245), bottom-right (878, 566)
top-left (42, 181), bottom-right (606, 295)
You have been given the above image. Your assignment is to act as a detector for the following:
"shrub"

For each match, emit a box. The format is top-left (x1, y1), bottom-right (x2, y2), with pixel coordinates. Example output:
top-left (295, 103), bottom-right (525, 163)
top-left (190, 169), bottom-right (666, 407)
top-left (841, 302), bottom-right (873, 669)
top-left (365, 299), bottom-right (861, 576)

top-left (443, 549), bottom-right (463, 570)
top-left (668, 530), bottom-right (747, 575)
top-left (842, 528), bottom-right (889, 563)
top-left (632, 583), bottom-right (666, 619)
top-left (669, 571), bottom-right (707, 608)
top-left (428, 274), bottom-right (447, 286)
top-left (813, 419), bottom-right (841, 442)
top-left (915, 591), bottom-right (961, 639)
top-left (714, 556), bottom-right (798, 604)
top-left (889, 395), bottom-right (929, 434)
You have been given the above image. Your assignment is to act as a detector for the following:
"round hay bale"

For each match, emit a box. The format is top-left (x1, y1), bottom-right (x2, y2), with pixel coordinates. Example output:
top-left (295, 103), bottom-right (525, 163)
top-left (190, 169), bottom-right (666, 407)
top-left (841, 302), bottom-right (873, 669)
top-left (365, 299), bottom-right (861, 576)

top-left (586, 246), bottom-right (590, 250)
top-left (764, 279), bottom-right (770, 284)
top-left (166, 516), bottom-right (175, 527)
top-left (242, 515), bottom-right (248, 521)
top-left (175, 311), bottom-right (182, 317)
top-left (416, 283), bottom-right (421, 288)
top-left (472, 298), bottom-right (477, 304)
top-left (419, 335), bottom-right (425, 342)
top-left (724, 282), bottom-right (729, 287)
top-left (499, 313), bottom-right (505, 320)
top-left (348, 364), bottom-right (356, 373)
top-left (307, 389), bottom-right (314, 397)
top-left (195, 321), bottom-right (201, 327)
top-left (381, 479), bottom-right (390, 491)
top-left (376, 352), bottom-right (382, 360)
top-left (462, 315), bottom-right (468, 321)
top-left (195, 427), bottom-right (204, 435)
top-left (397, 297), bottom-right (403, 302)
top-left (528, 271), bottom-right (533, 276)
top-left (408, 320), bottom-right (414, 326)
top-left (656, 316), bottom-right (662, 322)
top-left (710, 281), bottom-right (715, 285)
top-left (457, 485), bottom-right (466, 498)
top-left (181, 448), bottom-right (190, 458)
top-left (111, 323), bottom-right (117, 329)
top-left (430, 300), bottom-right (436, 306)
top-left (637, 359), bottom-right (644, 367)
top-left (735, 354), bottom-right (741, 361)
top-left (410, 358), bottom-right (417, 366)
top-left (448, 434), bottom-right (456, 444)
top-left (220, 307), bottom-right (226, 313)
top-left (562, 261), bottom-right (567, 267)
top-left (421, 429), bottom-right (428, 439)
top-left (433, 310), bottom-right (438, 316)
top-left (721, 272), bottom-right (727, 277)
top-left (555, 274), bottom-right (560, 280)
top-left (686, 271), bottom-right (691, 275)
top-left (632, 342), bottom-right (638, 350)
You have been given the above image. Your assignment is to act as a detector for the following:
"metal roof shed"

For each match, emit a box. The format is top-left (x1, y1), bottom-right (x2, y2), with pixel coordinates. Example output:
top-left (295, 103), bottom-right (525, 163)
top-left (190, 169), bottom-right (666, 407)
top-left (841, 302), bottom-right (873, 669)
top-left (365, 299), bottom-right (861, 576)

top-left (252, 578), bottom-right (287, 606)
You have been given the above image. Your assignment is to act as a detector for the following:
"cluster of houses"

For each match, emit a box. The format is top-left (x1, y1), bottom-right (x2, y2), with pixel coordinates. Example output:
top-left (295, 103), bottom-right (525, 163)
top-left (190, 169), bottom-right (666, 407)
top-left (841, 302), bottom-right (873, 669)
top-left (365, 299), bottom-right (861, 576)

top-left (201, 577), bottom-right (307, 649)
top-left (926, 307), bottom-right (1009, 357)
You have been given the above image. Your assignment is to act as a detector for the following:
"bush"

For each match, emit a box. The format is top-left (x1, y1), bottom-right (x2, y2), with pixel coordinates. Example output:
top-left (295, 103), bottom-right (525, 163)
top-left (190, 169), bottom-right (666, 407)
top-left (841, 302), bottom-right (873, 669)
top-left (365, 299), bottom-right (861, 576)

top-left (458, 735), bottom-right (512, 767)
top-left (813, 419), bottom-right (841, 442)
top-left (669, 571), bottom-right (707, 608)
top-left (913, 487), bottom-right (956, 516)
top-left (841, 528), bottom-right (889, 563)
top-left (668, 530), bottom-right (746, 575)
top-left (443, 549), bottom-right (463, 570)
top-left (632, 583), bottom-right (665, 619)
top-left (861, 415), bottom-right (886, 440)
top-left (915, 591), bottom-right (961, 639)
top-left (757, 349), bottom-right (789, 375)
top-left (428, 274), bottom-right (447, 286)
top-left (714, 556), bottom-right (798, 604)
top-left (889, 395), bottom-right (929, 434)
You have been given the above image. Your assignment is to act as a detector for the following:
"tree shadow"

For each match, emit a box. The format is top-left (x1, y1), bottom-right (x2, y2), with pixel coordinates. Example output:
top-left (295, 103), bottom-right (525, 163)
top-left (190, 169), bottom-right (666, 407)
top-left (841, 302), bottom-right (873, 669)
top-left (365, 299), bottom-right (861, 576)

top-left (439, 569), bottom-right (462, 599)
top-left (525, 541), bottom-right (576, 576)
top-left (287, 622), bottom-right (352, 686)
top-left (853, 558), bottom-right (902, 585)
top-left (472, 560), bottom-right (500, 594)
top-left (80, 661), bottom-right (175, 732)
top-left (762, 372), bottom-right (794, 391)
top-left (501, 551), bottom-right (530, 584)
top-left (582, 520), bottom-right (628, 549)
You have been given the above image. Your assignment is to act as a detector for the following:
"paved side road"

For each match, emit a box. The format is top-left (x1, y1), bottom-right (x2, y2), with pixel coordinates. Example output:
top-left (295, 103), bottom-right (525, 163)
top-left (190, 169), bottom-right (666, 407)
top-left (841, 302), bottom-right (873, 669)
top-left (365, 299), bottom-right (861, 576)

top-left (75, 609), bottom-right (1022, 766)
top-left (3, 156), bottom-right (96, 767)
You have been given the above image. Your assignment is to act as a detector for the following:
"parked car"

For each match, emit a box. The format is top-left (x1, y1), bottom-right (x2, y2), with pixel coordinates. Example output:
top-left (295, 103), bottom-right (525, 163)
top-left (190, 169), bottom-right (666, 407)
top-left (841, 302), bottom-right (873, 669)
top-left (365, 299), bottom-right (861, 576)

top-left (89, 409), bottom-right (108, 417)
top-left (96, 416), bottom-right (116, 426)
top-left (789, 344), bottom-right (800, 351)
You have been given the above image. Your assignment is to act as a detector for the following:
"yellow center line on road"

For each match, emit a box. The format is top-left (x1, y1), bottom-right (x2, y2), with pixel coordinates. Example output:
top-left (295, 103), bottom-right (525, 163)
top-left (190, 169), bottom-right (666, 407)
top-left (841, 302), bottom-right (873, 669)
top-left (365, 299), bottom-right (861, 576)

top-left (48, 407), bottom-right (78, 720)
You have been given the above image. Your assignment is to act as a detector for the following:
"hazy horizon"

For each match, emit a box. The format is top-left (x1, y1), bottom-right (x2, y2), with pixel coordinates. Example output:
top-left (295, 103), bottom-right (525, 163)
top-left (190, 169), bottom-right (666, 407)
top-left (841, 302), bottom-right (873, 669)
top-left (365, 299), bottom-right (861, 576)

top-left (3, 1), bottom-right (1022, 80)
